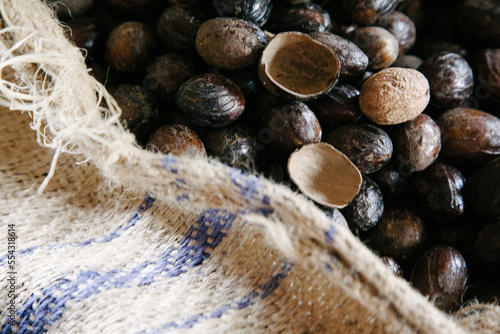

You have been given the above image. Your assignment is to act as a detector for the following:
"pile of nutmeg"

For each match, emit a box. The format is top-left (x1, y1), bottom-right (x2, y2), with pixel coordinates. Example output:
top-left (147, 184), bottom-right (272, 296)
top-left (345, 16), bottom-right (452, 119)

top-left (52, 0), bottom-right (499, 313)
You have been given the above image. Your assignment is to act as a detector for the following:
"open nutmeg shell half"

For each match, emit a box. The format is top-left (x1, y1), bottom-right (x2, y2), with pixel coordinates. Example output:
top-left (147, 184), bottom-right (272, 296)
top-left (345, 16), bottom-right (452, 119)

top-left (287, 142), bottom-right (362, 208)
top-left (258, 32), bottom-right (341, 101)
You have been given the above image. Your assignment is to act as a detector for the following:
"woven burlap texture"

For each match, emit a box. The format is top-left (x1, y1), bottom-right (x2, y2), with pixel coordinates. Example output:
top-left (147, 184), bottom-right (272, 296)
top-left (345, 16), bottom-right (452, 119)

top-left (0, 0), bottom-right (498, 333)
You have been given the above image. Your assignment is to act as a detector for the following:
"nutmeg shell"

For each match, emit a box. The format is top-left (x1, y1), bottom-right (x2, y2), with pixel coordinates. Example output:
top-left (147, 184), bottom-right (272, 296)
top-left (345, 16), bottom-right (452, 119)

top-left (176, 73), bottom-right (245, 127)
top-left (258, 31), bottom-right (340, 100)
top-left (196, 18), bottom-right (268, 70)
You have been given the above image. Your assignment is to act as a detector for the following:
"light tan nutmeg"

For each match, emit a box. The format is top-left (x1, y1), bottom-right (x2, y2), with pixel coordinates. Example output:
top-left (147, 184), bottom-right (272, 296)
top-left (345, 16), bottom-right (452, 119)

top-left (359, 68), bottom-right (430, 125)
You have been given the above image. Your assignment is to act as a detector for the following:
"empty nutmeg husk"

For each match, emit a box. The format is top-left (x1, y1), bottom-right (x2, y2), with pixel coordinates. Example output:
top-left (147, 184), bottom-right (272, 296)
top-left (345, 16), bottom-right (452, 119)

top-left (287, 142), bottom-right (362, 208)
top-left (258, 31), bottom-right (340, 101)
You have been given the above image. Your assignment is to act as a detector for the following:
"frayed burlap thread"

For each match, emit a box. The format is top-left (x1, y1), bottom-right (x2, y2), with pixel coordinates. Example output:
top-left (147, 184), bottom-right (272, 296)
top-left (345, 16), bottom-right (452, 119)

top-left (0, 0), bottom-right (497, 333)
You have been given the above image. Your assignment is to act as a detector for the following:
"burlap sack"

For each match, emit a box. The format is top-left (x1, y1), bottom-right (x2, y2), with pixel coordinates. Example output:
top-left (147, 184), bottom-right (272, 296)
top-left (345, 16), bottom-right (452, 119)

top-left (1, 1), bottom-right (499, 333)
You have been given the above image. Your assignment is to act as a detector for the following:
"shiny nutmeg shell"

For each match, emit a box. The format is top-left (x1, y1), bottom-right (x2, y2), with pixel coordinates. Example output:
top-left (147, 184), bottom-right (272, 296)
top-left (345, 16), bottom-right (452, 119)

top-left (176, 73), bottom-right (245, 128)
top-left (213, 0), bottom-right (273, 27)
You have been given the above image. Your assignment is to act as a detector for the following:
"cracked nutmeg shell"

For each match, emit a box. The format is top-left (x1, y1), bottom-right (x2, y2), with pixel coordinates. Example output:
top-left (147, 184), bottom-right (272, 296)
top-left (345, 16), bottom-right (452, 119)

top-left (258, 31), bottom-right (340, 101)
top-left (287, 142), bottom-right (362, 209)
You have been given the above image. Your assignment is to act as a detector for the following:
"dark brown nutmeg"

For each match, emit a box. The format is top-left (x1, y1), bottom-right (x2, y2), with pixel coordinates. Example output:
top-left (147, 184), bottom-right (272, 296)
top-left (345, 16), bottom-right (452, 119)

top-left (410, 246), bottom-right (468, 313)
top-left (341, 175), bottom-right (384, 233)
top-left (105, 21), bottom-right (155, 74)
top-left (309, 32), bottom-right (369, 80)
top-left (196, 18), bottom-right (268, 70)
top-left (213, 0), bottom-right (272, 27)
top-left (109, 84), bottom-right (160, 144)
top-left (157, 4), bottom-right (207, 54)
top-left (412, 160), bottom-right (466, 220)
top-left (347, 27), bottom-right (399, 70)
top-left (436, 108), bottom-right (500, 165)
top-left (470, 49), bottom-right (500, 102)
top-left (417, 52), bottom-right (474, 109)
top-left (265, 2), bottom-right (331, 34)
top-left (342, 0), bottom-right (398, 25)
top-left (205, 125), bottom-right (258, 170)
top-left (144, 53), bottom-right (196, 103)
top-left (258, 32), bottom-right (340, 100)
top-left (381, 256), bottom-right (403, 277)
top-left (392, 114), bottom-right (441, 172)
top-left (365, 203), bottom-right (427, 264)
top-left (176, 74), bottom-right (245, 128)
top-left (260, 100), bottom-right (321, 151)
top-left (146, 124), bottom-right (207, 158)
top-left (306, 84), bottom-right (362, 130)
top-left (324, 123), bottom-right (393, 174)
top-left (468, 157), bottom-right (500, 218)
top-left (376, 11), bottom-right (416, 56)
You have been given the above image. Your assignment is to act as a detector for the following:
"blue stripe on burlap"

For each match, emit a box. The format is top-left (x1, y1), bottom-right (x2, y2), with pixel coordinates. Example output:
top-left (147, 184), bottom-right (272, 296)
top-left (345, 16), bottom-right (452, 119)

top-left (1, 209), bottom-right (235, 334)
top-left (0, 195), bottom-right (155, 265)
top-left (141, 261), bottom-right (294, 333)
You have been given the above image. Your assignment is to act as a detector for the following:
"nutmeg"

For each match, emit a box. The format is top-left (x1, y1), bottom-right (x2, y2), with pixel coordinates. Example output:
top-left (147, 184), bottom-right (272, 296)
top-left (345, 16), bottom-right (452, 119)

top-left (105, 21), bottom-right (155, 74)
top-left (410, 246), bottom-right (468, 313)
top-left (417, 52), bottom-right (473, 109)
top-left (365, 203), bottom-right (428, 264)
top-left (392, 114), bottom-right (441, 172)
top-left (359, 68), bottom-right (430, 125)
top-left (260, 100), bottom-right (322, 151)
top-left (157, 4), bottom-right (207, 54)
top-left (375, 11), bottom-right (416, 56)
top-left (176, 73), bottom-right (245, 128)
top-left (347, 27), bottom-right (399, 71)
top-left (324, 123), bottom-right (393, 174)
top-left (436, 108), bottom-right (500, 165)
top-left (265, 2), bottom-right (331, 34)
top-left (196, 17), bottom-right (268, 70)
top-left (309, 32), bottom-right (369, 80)
top-left (147, 124), bottom-right (207, 158)
top-left (341, 175), bottom-right (384, 233)
top-left (213, 0), bottom-right (272, 27)
top-left (145, 53), bottom-right (196, 103)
